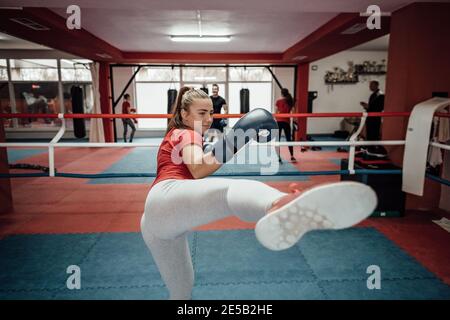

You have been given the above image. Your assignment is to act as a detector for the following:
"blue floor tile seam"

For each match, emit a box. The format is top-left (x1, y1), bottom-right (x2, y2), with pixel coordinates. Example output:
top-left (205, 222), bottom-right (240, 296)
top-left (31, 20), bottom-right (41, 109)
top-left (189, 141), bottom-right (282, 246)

top-left (0, 280), bottom-right (316, 294)
top-left (0, 288), bottom-right (64, 293)
top-left (293, 244), bottom-right (329, 299)
top-left (62, 284), bottom-right (165, 291)
top-left (78, 233), bottom-right (104, 265)
top-left (2, 232), bottom-right (111, 239)
top-left (0, 283), bottom-right (165, 294)
top-left (2, 276), bottom-right (440, 294)
top-left (196, 279), bottom-right (317, 287)
top-left (318, 276), bottom-right (439, 282)
top-left (2, 232), bottom-right (146, 240)
top-left (192, 232), bottom-right (199, 272)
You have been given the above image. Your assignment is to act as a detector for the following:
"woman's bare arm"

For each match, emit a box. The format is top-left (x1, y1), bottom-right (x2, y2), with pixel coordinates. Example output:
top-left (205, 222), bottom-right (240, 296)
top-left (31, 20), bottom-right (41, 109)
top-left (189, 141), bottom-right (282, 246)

top-left (182, 144), bottom-right (222, 179)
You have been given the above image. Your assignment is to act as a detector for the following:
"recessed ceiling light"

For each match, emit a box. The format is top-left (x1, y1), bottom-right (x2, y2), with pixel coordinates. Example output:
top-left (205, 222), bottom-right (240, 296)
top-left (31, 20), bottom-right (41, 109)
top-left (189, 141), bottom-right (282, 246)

top-left (170, 35), bottom-right (231, 43)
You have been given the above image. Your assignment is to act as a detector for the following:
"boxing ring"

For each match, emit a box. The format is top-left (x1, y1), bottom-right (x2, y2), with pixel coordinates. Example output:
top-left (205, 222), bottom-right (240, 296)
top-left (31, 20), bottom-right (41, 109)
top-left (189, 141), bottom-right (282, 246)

top-left (1, 98), bottom-right (450, 194)
top-left (1, 98), bottom-right (450, 300)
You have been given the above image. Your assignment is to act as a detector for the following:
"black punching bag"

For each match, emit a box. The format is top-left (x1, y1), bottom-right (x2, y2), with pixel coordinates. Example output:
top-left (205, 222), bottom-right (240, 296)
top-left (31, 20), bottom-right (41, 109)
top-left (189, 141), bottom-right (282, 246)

top-left (200, 86), bottom-right (209, 95)
top-left (71, 85), bottom-right (86, 138)
top-left (240, 88), bottom-right (250, 114)
top-left (167, 89), bottom-right (177, 114)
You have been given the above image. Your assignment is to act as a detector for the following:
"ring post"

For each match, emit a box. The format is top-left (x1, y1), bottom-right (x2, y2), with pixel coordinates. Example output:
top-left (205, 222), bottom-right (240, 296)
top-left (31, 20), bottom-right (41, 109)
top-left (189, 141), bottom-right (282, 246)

top-left (348, 112), bottom-right (368, 174)
top-left (49, 113), bottom-right (66, 177)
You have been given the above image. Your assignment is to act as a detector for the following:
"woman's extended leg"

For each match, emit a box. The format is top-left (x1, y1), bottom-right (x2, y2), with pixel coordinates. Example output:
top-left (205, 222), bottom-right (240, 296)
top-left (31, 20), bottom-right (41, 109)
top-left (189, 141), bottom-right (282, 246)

top-left (140, 178), bottom-right (285, 299)
top-left (143, 178), bottom-right (285, 239)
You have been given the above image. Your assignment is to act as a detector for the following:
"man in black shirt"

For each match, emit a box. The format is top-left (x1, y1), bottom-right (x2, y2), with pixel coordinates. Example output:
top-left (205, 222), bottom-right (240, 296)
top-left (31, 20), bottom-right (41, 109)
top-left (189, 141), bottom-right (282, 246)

top-left (360, 80), bottom-right (386, 158)
top-left (210, 84), bottom-right (228, 133)
top-left (360, 80), bottom-right (384, 141)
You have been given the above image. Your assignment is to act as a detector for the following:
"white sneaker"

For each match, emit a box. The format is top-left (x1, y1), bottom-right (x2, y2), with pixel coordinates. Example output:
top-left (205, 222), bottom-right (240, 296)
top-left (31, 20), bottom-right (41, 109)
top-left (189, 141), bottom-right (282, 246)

top-left (255, 182), bottom-right (377, 251)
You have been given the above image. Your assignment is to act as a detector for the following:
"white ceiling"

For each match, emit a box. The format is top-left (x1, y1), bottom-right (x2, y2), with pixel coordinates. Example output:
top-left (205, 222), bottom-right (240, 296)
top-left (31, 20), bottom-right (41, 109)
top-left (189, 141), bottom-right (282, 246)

top-left (52, 9), bottom-right (337, 53)
top-left (0, 1), bottom-right (443, 53)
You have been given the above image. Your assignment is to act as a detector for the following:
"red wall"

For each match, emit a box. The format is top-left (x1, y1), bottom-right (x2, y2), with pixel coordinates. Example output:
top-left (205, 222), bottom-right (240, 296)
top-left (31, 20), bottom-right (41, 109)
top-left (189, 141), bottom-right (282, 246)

top-left (295, 63), bottom-right (309, 141)
top-left (384, 3), bottom-right (450, 210)
top-left (98, 62), bottom-right (114, 142)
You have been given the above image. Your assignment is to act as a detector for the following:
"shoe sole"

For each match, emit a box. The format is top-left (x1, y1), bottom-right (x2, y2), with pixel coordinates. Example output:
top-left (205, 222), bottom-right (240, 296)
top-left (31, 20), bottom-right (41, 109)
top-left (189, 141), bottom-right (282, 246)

top-left (255, 182), bottom-right (377, 251)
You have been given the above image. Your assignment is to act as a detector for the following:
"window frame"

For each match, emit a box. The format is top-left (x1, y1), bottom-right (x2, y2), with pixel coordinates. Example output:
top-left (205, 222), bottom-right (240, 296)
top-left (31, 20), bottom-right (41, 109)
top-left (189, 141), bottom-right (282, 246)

top-left (132, 64), bottom-right (292, 131)
top-left (3, 58), bottom-right (93, 132)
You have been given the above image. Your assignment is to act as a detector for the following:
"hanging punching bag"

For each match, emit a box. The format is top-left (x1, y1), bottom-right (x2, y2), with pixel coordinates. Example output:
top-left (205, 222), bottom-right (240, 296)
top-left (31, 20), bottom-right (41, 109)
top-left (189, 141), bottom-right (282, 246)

top-left (240, 88), bottom-right (250, 114)
top-left (167, 89), bottom-right (178, 126)
top-left (167, 89), bottom-right (178, 113)
top-left (200, 86), bottom-right (209, 95)
top-left (71, 85), bottom-right (86, 138)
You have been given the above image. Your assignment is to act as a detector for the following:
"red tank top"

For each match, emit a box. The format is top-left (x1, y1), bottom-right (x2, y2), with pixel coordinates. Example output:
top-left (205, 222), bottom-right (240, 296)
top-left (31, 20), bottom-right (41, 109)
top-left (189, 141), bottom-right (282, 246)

top-left (122, 101), bottom-right (131, 114)
top-left (150, 128), bottom-right (203, 189)
top-left (276, 98), bottom-right (291, 123)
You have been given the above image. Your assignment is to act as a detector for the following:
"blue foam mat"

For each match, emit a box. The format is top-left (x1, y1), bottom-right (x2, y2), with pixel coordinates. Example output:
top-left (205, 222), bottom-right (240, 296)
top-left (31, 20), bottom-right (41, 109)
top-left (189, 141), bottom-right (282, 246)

top-left (7, 149), bottom-right (48, 163)
top-left (88, 145), bottom-right (309, 184)
top-left (0, 228), bottom-right (449, 300)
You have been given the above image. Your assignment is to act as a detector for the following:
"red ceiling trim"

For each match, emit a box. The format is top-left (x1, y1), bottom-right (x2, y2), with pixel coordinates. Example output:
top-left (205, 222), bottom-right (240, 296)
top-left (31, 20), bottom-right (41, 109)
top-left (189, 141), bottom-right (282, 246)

top-left (121, 52), bottom-right (285, 64)
top-left (0, 8), bottom-right (122, 61)
top-left (283, 13), bottom-right (390, 63)
top-left (0, 8), bottom-right (390, 64)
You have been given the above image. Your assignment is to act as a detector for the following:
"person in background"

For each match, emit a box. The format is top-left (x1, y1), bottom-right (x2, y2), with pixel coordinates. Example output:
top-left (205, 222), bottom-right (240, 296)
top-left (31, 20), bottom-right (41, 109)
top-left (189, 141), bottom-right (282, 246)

top-left (122, 93), bottom-right (137, 143)
top-left (208, 84), bottom-right (228, 142)
top-left (360, 81), bottom-right (385, 157)
top-left (275, 88), bottom-right (296, 162)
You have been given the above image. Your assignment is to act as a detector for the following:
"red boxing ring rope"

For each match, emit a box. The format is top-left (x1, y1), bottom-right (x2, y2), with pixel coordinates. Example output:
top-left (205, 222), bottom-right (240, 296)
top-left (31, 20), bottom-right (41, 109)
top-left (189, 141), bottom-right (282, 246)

top-left (0, 112), bottom-right (449, 119)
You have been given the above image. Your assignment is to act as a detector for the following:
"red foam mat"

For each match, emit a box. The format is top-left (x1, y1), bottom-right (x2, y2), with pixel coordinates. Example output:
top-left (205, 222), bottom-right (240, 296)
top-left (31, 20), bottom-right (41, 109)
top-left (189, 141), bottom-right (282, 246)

top-left (2, 147), bottom-right (449, 285)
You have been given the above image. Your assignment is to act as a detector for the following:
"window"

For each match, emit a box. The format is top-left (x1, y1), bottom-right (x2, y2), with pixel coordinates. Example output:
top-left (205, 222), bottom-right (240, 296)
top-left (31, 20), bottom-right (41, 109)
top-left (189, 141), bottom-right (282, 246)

top-left (13, 82), bottom-right (60, 128)
top-left (0, 81), bottom-right (11, 128)
top-left (228, 83), bottom-right (272, 126)
top-left (229, 67), bottom-right (272, 82)
top-left (184, 83), bottom-right (227, 101)
top-left (2, 59), bottom-right (93, 130)
top-left (182, 66), bottom-right (226, 82)
top-left (0, 59), bottom-right (7, 81)
top-left (60, 59), bottom-right (92, 82)
top-left (133, 65), bottom-right (279, 129)
top-left (10, 59), bottom-right (58, 81)
top-left (135, 66), bottom-right (181, 130)
top-left (135, 82), bottom-right (180, 129)
top-left (136, 67), bottom-right (180, 82)
top-left (61, 61), bottom-right (94, 130)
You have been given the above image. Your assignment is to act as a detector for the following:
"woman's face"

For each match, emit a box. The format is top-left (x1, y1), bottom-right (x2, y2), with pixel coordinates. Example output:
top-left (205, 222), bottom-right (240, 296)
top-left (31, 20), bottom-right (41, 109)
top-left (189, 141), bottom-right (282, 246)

top-left (181, 98), bottom-right (214, 134)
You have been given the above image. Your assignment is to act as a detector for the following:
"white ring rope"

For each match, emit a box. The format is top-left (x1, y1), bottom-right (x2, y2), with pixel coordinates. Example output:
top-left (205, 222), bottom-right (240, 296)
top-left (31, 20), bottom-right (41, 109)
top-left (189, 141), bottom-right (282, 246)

top-left (2, 100), bottom-right (449, 185)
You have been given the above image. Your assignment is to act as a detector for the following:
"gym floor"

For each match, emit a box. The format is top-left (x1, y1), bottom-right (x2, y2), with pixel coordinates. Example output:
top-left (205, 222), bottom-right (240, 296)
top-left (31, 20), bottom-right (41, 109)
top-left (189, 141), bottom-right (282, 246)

top-left (1, 141), bottom-right (449, 299)
top-left (1, 0), bottom-right (449, 304)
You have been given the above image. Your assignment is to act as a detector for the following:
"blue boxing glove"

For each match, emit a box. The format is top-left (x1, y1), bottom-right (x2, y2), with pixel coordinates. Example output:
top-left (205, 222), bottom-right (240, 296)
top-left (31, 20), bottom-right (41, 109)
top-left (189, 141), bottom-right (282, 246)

top-left (219, 118), bottom-right (228, 129)
top-left (204, 108), bottom-right (278, 163)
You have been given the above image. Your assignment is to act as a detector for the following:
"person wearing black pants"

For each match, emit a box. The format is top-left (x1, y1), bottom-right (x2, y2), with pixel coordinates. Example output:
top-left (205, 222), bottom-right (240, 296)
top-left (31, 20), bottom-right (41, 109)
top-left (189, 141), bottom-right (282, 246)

top-left (122, 93), bottom-right (137, 143)
top-left (360, 81), bottom-right (385, 156)
top-left (275, 88), bottom-right (296, 162)
top-left (278, 121), bottom-right (294, 160)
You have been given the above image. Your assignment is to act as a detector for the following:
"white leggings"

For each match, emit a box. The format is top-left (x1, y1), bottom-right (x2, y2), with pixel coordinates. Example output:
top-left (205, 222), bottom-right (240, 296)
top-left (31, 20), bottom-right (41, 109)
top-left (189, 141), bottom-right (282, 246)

top-left (140, 178), bottom-right (285, 299)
